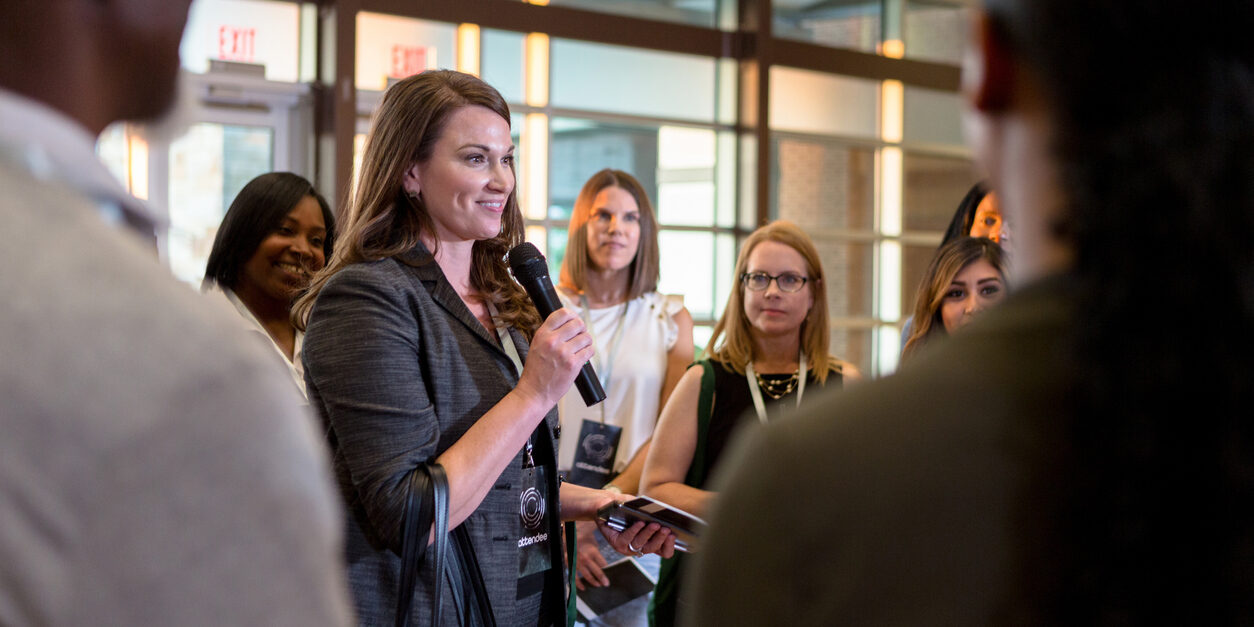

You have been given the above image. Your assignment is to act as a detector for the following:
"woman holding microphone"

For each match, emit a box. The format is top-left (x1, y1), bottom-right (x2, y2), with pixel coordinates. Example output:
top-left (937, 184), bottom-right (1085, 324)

top-left (297, 70), bottom-right (672, 626)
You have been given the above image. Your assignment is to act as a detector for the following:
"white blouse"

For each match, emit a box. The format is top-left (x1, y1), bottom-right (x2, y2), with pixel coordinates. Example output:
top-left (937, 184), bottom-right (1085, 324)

top-left (556, 290), bottom-right (684, 474)
top-left (209, 286), bottom-right (308, 400)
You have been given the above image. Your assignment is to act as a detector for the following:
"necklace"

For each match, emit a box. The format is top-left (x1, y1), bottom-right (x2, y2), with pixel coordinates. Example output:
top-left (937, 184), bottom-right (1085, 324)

top-left (754, 369), bottom-right (800, 400)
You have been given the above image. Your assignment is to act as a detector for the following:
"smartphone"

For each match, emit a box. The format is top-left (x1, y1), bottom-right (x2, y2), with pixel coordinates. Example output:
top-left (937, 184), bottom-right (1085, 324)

top-left (596, 496), bottom-right (707, 553)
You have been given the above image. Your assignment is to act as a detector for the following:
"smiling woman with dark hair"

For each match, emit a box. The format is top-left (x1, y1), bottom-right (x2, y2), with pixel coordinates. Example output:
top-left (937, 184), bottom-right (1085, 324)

top-left (203, 171), bottom-right (334, 397)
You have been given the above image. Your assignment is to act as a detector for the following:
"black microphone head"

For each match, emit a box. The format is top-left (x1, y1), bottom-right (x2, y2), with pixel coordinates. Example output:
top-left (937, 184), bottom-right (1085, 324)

top-left (508, 242), bottom-right (550, 282)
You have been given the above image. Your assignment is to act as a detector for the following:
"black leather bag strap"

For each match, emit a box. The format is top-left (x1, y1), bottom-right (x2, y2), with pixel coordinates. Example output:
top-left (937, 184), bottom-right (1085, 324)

top-left (452, 525), bottom-right (498, 626)
top-left (428, 464), bottom-right (449, 625)
top-left (395, 463), bottom-right (451, 627)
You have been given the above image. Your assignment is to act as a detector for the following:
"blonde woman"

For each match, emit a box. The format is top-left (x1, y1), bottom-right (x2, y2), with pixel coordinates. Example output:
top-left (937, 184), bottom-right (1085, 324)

top-left (554, 169), bottom-right (695, 600)
top-left (641, 220), bottom-right (855, 626)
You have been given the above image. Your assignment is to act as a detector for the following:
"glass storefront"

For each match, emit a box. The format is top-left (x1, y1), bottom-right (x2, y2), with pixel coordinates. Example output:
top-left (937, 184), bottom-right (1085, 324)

top-left (95, 0), bottom-right (973, 376)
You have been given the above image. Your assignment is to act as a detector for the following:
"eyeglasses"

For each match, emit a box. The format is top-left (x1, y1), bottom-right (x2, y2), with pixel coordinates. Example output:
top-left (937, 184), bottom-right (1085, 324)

top-left (740, 271), bottom-right (809, 293)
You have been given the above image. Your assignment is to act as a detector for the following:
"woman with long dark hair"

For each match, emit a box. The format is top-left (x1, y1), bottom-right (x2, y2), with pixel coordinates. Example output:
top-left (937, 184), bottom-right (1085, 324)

top-left (900, 237), bottom-right (1008, 364)
top-left (691, 0), bottom-right (1254, 623)
top-left (899, 183), bottom-right (1008, 356)
top-left (941, 182), bottom-right (1006, 247)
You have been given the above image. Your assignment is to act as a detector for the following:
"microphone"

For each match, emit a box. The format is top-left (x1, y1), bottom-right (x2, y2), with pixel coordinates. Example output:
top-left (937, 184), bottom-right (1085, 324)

top-left (508, 242), bottom-right (607, 407)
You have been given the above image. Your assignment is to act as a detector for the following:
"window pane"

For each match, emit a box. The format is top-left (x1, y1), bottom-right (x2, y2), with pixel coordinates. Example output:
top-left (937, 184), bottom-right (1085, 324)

top-left (167, 123), bottom-right (274, 286)
top-left (482, 29), bottom-right (525, 104)
top-left (657, 126), bottom-right (718, 226)
top-left (769, 67), bottom-right (879, 138)
top-left (902, 153), bottom-right (976, 232)
top-left (813, 239), bottom-right (875, 319)
top-left (774, 1), bottom-right (881, 54)
top-left (773, 137), bottom-right (875, 231)
top-left (546, 227), bottom-right (568, 278)
top-left (716, 131), bottom-right (738, 228)
top-left (694, 325), bottom-right (716, 357)
top-left (542, 0), bottom-right (722, 28)
top-left (904, 1), bottom-right (970, 65)
top-left (525, 225), bottom-right (548, 257)
top-left (96, 124), bottom-right (130, 191)
top-left (658, 182), bottom-right (715, 227)
top-left (549, 117), bottom-right (661, 223)
top-left (355, 14), bottom-right (455, 91)
top-left (181, 0), bottom-right (301, 81)
top-left (714, 232), bottom-right (736, 320)
top-left (739, 134), bottom-right (758, 230)
top-left (831, 326), bottom-right (874, 380)
top-left (551, 39), bottom-right (717, 123)
top-left (659, 231), bottom-right (716, 320)
top-left (904, 86), bottom-right (965, 148)
top-left (549, 118), bottom-right (726, 230)
top-left (902, 243), bottom-right (940, 322)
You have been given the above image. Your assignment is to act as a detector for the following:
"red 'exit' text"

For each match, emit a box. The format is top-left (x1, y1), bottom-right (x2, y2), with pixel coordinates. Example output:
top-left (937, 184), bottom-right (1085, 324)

top-left (219, 26), bottom-right (256, 63)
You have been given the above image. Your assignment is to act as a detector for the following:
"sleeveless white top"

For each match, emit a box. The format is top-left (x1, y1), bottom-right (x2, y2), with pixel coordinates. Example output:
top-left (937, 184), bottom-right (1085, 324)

top-left (556, 290), bottom-right (685, 474)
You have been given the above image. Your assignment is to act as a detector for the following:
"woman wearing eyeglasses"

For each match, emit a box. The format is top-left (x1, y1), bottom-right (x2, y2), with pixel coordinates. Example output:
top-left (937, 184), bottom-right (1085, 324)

top-left (640, 220), bottom-right (856, 626)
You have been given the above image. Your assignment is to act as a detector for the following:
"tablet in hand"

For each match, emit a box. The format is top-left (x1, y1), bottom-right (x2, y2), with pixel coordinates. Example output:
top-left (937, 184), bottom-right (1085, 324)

top-left (596, 496), bottom-right (707, 553)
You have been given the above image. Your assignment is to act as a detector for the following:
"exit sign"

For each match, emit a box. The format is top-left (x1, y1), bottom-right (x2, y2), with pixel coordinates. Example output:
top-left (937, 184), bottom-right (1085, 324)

top-left (218, 26), bottom-right (256, 63)
top-left (389, 45), bottom-right (433, 79)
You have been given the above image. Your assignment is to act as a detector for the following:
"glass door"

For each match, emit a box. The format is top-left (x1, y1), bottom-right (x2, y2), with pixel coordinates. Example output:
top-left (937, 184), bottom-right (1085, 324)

top-left (98, 69), bottom-right (313, 285)
top-left (166, 121), bottom-right (275, 284)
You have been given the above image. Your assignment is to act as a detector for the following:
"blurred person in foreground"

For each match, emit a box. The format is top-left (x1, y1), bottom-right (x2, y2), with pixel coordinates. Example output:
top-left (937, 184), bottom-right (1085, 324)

top-left (0, 1), bottom-right (351, 624)
top-left (690, 0), bottom-right (1254, 623)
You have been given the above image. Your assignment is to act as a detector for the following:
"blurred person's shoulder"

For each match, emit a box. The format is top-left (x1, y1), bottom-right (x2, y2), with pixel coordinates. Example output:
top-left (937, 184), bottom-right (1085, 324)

top-left (0, 162), bottom-right (350, 625)
top-left (781, 274), bottom-right (1075, 453)
top-left (699, 277), bottom-right (1077, 625)
top-left (0, 160), bottom-right (312, 431)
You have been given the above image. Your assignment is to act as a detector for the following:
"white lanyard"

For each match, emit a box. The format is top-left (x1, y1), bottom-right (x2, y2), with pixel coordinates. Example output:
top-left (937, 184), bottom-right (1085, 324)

top-left (486, 302), bottom-right (525, 377)
top-left (744, 352), bottom-right (807, 425)
top-left (486, 302), bottom-right (533, 466)
top-left (578, 294), bottom-right (630, 423)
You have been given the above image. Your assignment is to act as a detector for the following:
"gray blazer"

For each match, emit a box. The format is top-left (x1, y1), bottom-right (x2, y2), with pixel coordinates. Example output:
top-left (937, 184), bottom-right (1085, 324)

top-left (303, 245), bottom-right (565, 626)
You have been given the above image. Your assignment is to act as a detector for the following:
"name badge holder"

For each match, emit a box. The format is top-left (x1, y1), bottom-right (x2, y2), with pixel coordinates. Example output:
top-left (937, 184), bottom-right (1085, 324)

top-left (487, 304), bottom-right (554, 578)
top-left (567, 296), bottom-right (630, 487)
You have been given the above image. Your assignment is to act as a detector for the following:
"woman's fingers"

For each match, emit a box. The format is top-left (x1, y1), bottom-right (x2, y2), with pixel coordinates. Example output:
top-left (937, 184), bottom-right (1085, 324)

top-left (575, 545), bottom-right (608, 589)
top-left (517, 307), bottom-right (596, 405)
top-left (600, 520), bottom-right (672, 557)
top-left (575, 525), bottom-right (610, 588)
top-left (644, 528), bottom-right (677, 559)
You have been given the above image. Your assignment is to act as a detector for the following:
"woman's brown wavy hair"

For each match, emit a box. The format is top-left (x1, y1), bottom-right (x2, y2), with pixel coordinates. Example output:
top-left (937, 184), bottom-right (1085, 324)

top-left (293, 70), bottom-right (540, 337)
